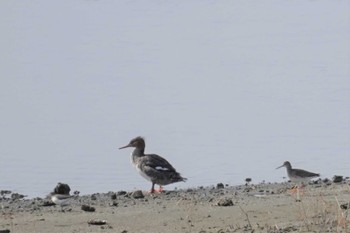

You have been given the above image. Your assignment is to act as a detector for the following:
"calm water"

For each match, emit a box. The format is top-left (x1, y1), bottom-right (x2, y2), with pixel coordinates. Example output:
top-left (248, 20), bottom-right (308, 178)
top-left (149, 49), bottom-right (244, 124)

top-left (1, 1), bottom-right (349, 198)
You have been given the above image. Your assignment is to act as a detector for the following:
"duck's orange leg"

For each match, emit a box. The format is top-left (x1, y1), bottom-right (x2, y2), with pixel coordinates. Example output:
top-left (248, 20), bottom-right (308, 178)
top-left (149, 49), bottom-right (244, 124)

top-left (149, 183), bottom-right (164, 193)
top-left (155, 185), bottom-right (164, 193)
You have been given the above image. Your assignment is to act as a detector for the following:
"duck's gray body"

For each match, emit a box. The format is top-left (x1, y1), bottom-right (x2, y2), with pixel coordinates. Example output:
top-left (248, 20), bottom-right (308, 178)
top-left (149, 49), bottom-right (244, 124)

top-left (120, 137), bottom-right (186, 192)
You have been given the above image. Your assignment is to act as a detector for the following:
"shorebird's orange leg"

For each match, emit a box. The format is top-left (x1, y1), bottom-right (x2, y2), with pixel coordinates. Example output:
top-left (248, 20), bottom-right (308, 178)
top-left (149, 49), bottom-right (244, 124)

top-left (288, 184), bottom-right (305, 194)
top-left (299, 184), bottom-right (306, 195)
top-left (288, 184), bottom-right (305, 201)
top-left (288, 185), bottom-right (298, 194)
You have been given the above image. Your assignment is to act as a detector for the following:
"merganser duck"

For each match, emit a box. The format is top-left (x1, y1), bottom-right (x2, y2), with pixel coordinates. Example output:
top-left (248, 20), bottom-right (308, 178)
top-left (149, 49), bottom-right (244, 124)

top-left (119, 136), bottom-right (187, 193)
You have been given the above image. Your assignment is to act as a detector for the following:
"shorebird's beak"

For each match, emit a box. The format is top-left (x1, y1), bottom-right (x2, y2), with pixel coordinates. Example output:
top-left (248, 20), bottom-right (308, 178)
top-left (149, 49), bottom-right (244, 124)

top-left (119, 144), bottom-right (131, 149)
top-left (276, 164), bottom-right (284, 169)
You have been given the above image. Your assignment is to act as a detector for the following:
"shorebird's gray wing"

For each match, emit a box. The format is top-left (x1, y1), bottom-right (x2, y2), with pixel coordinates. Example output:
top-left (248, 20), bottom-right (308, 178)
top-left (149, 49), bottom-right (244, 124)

top-left (292, 168), bottom-right (320, 178)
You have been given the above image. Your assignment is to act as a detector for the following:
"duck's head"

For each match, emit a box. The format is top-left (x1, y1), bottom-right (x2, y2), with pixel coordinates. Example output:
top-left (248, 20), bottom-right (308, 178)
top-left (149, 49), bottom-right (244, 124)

top-left (119, 136), bottom-right (145, 149)
top-left (276, 161), bottom-right (291, 169)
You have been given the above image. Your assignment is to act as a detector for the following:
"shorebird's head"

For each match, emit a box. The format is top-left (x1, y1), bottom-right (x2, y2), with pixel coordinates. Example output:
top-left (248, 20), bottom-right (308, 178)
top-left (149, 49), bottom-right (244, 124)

top-left (119, 136), bottom-right (145, 149)
top-left (276, 161), bottom-right (291, 169)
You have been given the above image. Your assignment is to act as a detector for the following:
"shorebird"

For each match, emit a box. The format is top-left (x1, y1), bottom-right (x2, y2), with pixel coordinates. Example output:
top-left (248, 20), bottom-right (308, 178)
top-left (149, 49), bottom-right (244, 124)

top-left (276, 161), bottom-right (320, 199)
top-left (119, 136), bottom-right (187, 193)
top-left (49, 193), bottom-right (73, 209)
top-left (276, 161), bottom-right (320, 183)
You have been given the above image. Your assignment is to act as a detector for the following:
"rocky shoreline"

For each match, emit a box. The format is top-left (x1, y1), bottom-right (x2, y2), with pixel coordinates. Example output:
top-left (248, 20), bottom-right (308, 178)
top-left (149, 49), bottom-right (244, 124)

top-left (1, 179), bottom-right (349, 233)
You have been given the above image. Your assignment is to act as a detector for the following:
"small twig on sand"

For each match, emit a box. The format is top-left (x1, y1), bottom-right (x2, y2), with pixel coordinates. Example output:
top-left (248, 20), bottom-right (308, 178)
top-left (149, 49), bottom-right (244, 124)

top-left (237, 204), bottom-right (253, 230)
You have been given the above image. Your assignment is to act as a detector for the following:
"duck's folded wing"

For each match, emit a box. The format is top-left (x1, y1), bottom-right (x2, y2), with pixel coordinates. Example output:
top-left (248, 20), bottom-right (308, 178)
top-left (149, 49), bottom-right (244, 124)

top-left (143, 154), bottom-right (176, 172)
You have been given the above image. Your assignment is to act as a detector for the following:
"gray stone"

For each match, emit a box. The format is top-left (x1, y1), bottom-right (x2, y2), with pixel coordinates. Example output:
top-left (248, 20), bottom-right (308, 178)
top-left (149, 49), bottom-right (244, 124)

top-left (131, 190), bottom-right (144, 199)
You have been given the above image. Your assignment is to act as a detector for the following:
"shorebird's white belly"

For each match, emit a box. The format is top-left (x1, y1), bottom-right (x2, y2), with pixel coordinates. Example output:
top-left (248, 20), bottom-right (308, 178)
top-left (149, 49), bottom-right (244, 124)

top-left (51, 195), bottom-right (71, 206)
top-left (289, 176), bottom-right (310, 184)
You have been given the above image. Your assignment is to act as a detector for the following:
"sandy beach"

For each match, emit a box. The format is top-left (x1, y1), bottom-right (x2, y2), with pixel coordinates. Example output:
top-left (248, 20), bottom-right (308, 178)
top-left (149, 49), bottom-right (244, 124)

top-left (1, 180), bottom-right (349, 233)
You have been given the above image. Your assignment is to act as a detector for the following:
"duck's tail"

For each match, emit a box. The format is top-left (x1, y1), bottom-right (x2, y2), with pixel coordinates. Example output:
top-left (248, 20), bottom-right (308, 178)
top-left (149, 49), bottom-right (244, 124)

top-left (171, 172), bottom-right (187, 183)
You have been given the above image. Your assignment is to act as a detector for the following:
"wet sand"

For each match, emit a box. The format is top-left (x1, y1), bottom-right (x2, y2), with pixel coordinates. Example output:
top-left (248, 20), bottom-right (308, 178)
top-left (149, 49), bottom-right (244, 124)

top-left (1, 181), bottom-right (349, 233)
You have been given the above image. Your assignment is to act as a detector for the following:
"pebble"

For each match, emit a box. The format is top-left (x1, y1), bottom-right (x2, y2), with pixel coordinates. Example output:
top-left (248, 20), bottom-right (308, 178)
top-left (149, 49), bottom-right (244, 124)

top-left (340, 203), bottom-right (349, 210)
top-left (111, 193), bottom-right (117, 200)
top-left (111, 201), bottom-right (118, 207)
top-left (217, 198), bottom-right (234, 206)
top-left (332, 175), bottom-right (343, 183)
top-left (0, 230), bottom-right (10, 233)
top-left (117, 191), bottom-right (127, 196)
top-left (0, 190), bottom-right (11, 196)
top-left (87, 219), bottom-right (107, 225)
top-left (81, 205), bottom-right (96, 212)
top-left (11, 193), bottom-right (25, 200)
top-left (131, 190), bottom-right (144, 199)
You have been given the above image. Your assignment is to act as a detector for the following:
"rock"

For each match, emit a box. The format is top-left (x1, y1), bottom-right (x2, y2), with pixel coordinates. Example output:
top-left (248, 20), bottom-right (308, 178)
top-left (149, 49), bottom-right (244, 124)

top-left (332, 175), bottom-right (343, 183)
top-left (131, 190), bottom-right (144, 199)
top-left (73, 190), bottom-right (80, 195)
top-left (11, 193), bottom-right (25, 200)
top-left (340, 203), bottom-right (349, 210)
top-left (0, 230), bottom-right (10, 233)
top-left (243, 187), bottom-right (253, 192)
top-left (245, 178), bottom-right (252, 183)
top-left (216, 183), bottom-right (224, 189)
top-left (217, 198), bottom-right (234, 206)
top-left (111, 201), bottom-right (118, 207)
top-left (53, 183), bottom-right (71, 195)
top-left (312, 179), bottom-right (321, 184)
top-left (91, 194), bottom-right (97, 200)
top-left (81, 205), bottom-right (96, 212)
top-left (0, 190), bottom-right (11, 196)
top-left (111, 193), bottom-right (117, 200)
top-left (117, 191), bottom-right (127, 196)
